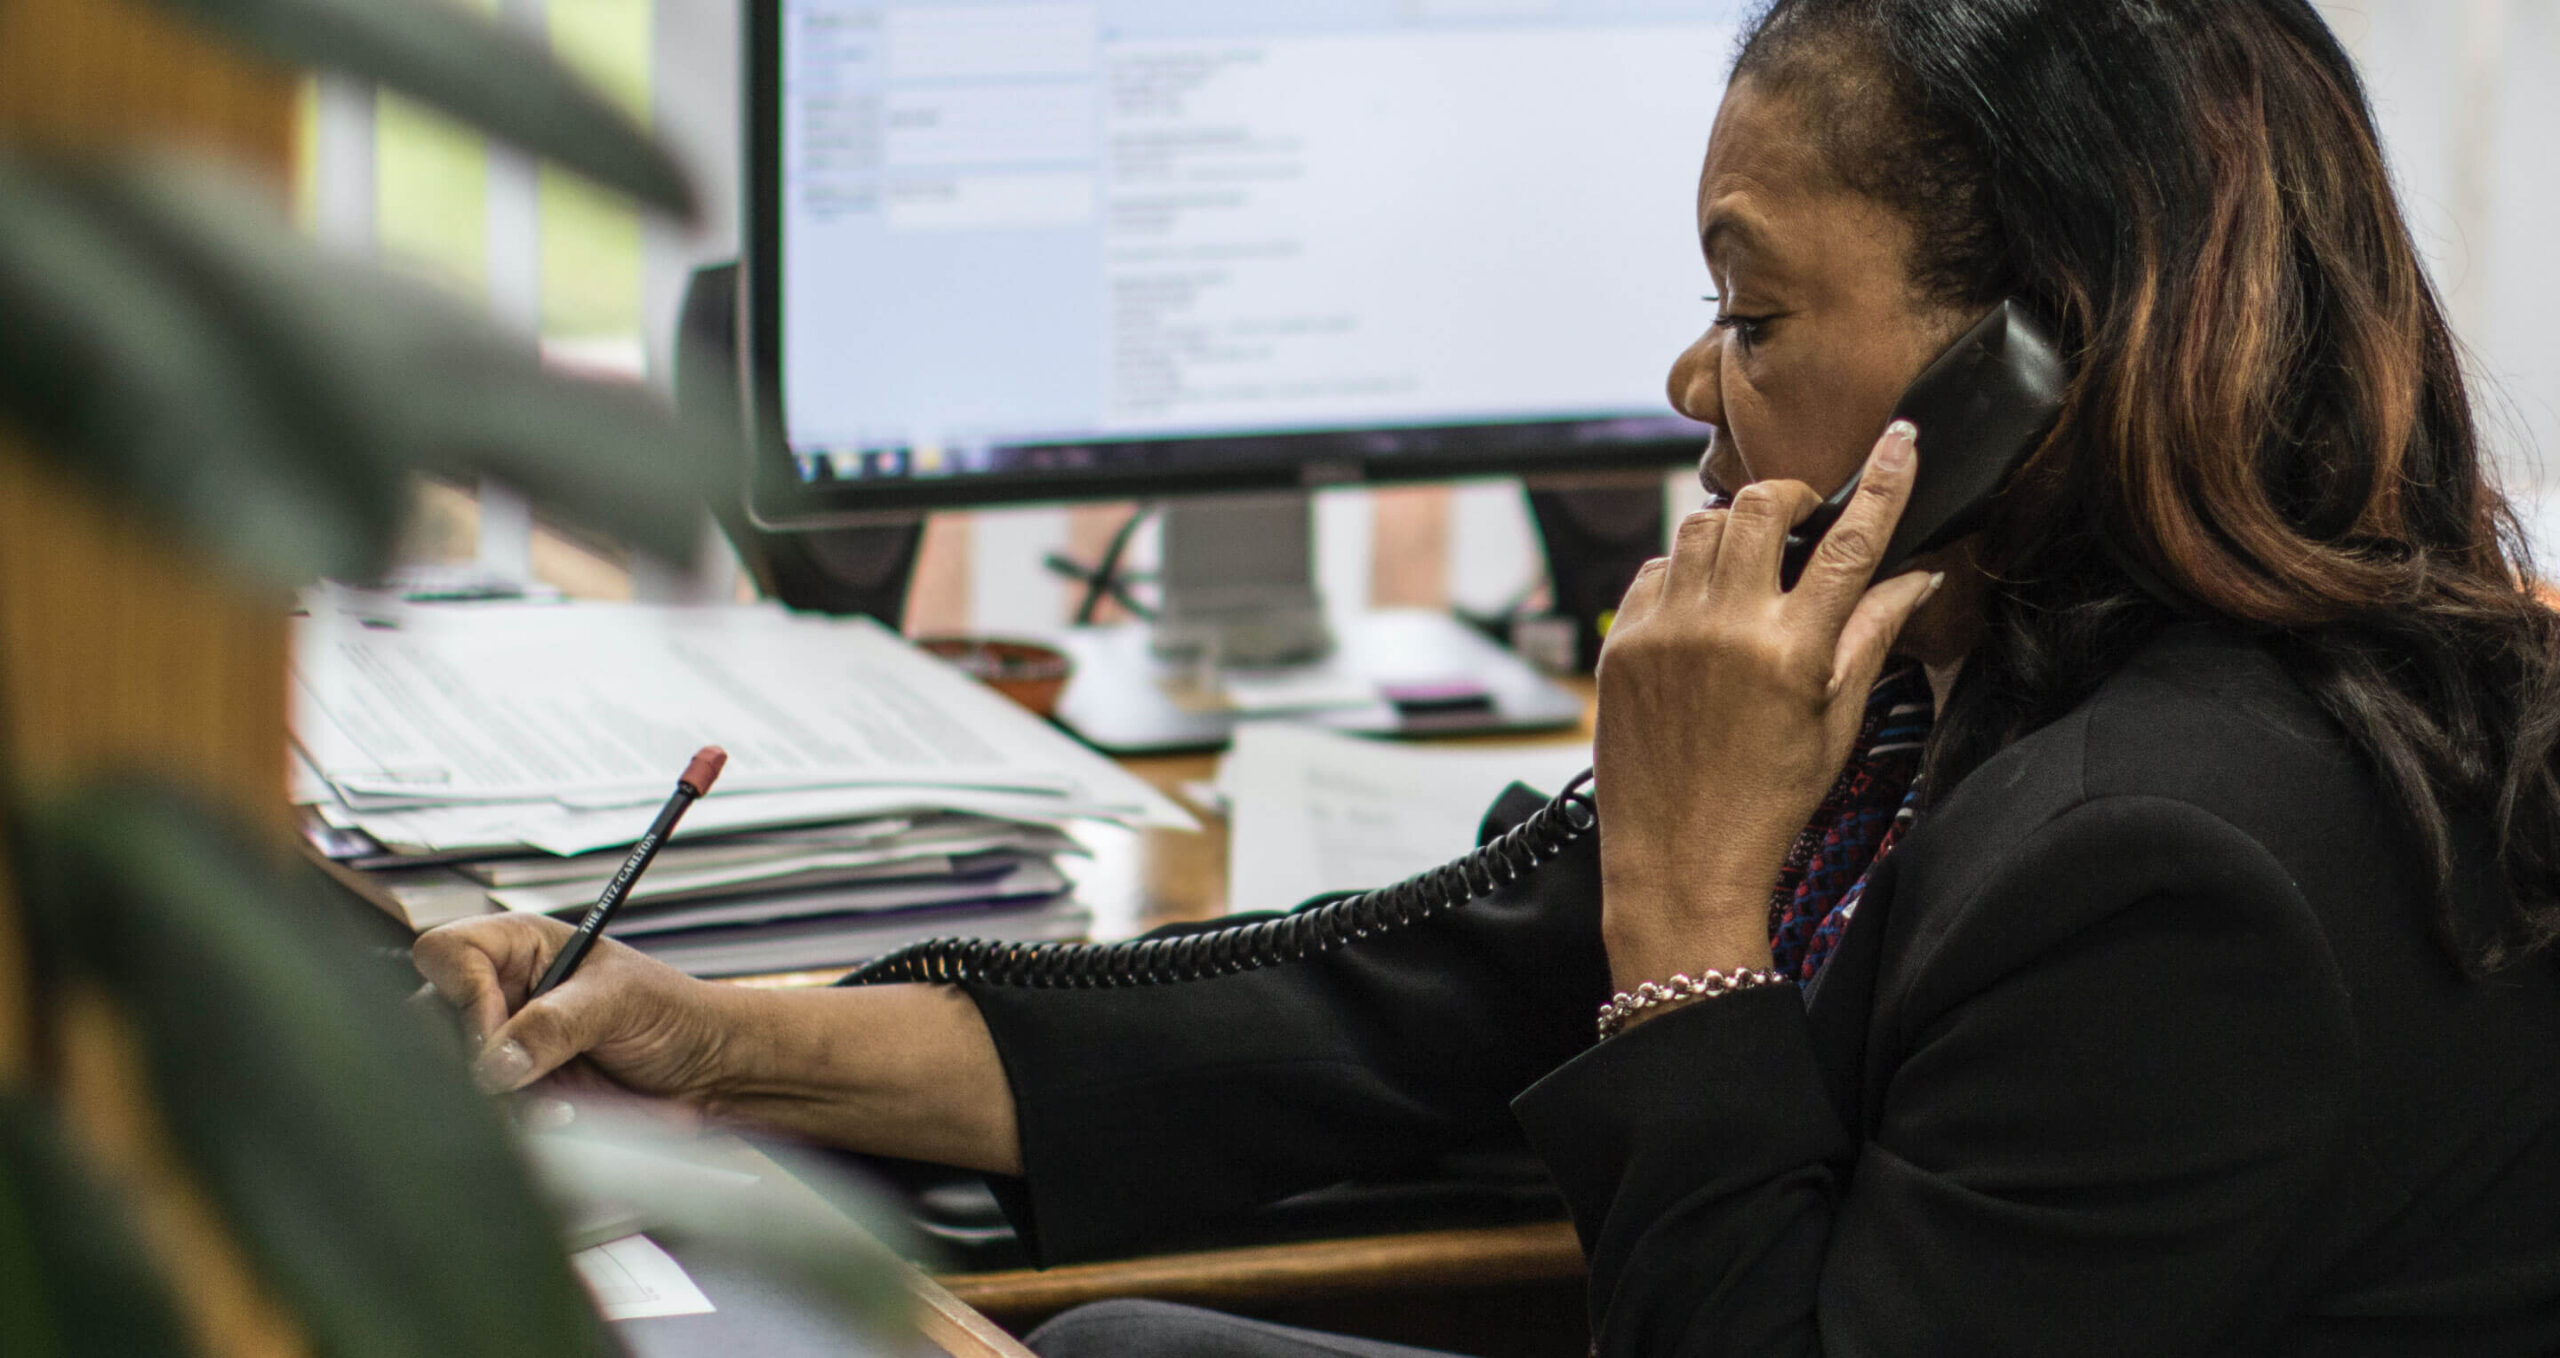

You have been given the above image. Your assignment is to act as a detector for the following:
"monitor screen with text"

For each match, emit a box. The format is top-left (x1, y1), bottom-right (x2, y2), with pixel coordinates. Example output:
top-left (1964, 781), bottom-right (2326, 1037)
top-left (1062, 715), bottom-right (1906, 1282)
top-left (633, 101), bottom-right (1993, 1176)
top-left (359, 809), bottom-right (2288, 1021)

top-left (772, 0), bottom-right (1742, 493)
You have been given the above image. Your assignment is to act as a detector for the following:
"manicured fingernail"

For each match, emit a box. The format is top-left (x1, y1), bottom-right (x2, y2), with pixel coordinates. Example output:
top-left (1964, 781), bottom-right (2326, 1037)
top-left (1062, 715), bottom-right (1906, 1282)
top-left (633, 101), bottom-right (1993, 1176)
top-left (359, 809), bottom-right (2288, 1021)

top-left (474, 1038), bottom-right (531, 1093)
top-left (1877, 421), bottom-right (1918, 471)
top-left (1922, 570), bottom-right (1947, 599)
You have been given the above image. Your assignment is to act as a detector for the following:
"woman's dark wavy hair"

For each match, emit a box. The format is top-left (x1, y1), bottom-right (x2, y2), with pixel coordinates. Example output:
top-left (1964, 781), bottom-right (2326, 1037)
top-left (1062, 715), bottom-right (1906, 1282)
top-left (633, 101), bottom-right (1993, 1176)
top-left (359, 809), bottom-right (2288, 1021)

top-left (1734, 0), bottom-right (2560, 968)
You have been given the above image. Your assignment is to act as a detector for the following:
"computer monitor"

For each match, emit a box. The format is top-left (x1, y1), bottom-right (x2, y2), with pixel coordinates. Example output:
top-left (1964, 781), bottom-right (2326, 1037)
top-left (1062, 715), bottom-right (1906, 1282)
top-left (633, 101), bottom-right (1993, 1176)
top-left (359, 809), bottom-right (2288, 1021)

top-left (743, 0), bottom-right (1746, 750)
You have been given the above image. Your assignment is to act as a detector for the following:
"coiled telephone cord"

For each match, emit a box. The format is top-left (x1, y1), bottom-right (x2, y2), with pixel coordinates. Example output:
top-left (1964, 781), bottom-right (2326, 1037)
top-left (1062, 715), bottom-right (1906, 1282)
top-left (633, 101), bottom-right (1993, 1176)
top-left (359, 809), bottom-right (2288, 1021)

top-left (844, 771), bottom-right (1597, 989)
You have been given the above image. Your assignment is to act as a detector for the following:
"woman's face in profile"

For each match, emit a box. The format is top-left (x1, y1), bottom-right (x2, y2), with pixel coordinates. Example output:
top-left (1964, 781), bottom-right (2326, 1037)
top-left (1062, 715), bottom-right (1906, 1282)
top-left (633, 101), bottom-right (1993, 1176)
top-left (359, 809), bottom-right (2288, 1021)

top-left (1670, 75), bottom-right (1971, 513)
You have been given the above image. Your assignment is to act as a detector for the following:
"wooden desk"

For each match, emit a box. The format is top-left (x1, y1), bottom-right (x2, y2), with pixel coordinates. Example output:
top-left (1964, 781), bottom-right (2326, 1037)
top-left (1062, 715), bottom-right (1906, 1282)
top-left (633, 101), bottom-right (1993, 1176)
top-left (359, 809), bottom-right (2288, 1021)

top-left (941, 1221), bottom-right (1587, 1348)
top-left (911, 1269), bottom-right (1042, 1358)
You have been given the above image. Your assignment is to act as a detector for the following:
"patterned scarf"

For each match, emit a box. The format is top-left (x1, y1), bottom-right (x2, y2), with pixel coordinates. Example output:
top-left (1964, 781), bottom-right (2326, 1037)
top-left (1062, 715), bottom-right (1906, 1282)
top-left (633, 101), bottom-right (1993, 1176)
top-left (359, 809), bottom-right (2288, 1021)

top-left (1766, 663), bottom-right (1934, 985)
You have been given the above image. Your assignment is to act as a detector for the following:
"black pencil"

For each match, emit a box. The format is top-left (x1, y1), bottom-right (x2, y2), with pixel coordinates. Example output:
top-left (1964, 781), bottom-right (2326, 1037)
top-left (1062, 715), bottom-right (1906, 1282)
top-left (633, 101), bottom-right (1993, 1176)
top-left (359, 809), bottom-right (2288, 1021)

top-left (527, 745), bottom-right (727, 999)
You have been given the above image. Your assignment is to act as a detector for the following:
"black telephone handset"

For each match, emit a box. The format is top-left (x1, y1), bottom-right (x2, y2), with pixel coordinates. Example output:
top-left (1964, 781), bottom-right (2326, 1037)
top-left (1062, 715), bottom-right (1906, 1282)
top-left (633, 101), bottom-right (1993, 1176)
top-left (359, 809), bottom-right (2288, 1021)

top-left (1778, 299), bottom-right (2068, 589)
top-left (845, 302), bottom-right (2066, 993)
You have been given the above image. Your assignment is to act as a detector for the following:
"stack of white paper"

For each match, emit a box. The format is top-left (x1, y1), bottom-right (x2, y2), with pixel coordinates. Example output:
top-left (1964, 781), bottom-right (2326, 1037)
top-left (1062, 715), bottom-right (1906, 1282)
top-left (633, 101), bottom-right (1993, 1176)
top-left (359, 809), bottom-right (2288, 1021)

top-left (295, 594), bottom-right (1188, 975)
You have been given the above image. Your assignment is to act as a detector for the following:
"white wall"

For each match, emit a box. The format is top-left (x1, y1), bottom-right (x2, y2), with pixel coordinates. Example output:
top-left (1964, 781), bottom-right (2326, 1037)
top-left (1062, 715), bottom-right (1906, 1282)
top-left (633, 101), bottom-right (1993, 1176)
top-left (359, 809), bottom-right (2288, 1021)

top-left (643, 0), bottom-right (741, 393)
top-left (2319, 0), bottom-right (2560, 554)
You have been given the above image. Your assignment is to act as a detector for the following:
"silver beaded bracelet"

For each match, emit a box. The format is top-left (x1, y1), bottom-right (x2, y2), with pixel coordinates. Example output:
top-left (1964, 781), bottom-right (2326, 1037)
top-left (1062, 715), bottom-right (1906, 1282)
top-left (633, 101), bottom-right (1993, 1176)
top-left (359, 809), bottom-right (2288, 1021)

top-left (1596, 967), bottom-right (1791, 1041)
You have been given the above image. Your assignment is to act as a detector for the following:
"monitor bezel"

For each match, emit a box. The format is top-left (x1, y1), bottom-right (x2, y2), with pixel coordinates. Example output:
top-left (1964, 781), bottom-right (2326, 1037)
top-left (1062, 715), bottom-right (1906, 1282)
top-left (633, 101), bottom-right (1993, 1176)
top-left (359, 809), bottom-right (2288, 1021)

top-left (741, 0), bottom-right (1702, 529)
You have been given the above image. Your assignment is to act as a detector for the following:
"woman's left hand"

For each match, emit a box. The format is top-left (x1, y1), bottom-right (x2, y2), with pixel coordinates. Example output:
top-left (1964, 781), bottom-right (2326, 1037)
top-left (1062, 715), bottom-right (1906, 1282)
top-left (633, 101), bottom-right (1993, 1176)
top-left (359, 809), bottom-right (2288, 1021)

top-left (1593, 421), bottom-right (1940, 992)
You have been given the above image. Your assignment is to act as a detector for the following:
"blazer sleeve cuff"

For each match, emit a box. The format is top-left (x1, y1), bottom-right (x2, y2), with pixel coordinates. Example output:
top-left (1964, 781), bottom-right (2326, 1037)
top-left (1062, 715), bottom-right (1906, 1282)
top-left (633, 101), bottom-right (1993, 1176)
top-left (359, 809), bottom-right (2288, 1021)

top-left (1512, 982), bottom-right (1851, 1261)
top-left (961, 981), bottom-right (1142, 1265)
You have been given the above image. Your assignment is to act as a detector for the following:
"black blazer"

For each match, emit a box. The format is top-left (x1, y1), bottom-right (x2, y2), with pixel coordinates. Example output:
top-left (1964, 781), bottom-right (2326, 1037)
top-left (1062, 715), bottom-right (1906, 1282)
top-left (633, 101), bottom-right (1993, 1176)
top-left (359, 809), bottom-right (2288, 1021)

top-left (968, 625), bottom-right (2560, 1355)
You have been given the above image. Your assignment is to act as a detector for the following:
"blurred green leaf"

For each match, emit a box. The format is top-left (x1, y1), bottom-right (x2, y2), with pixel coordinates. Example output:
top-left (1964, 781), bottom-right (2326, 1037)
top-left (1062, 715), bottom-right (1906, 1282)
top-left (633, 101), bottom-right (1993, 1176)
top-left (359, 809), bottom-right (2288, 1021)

top-left (13, 784), bottom-right (619, 1358)
top-left (0, 154), bottom-right (723, 586)
top-left (0, 159), bottom-right (393, 582)
top-left (0, 1097), bottom-right (195, 1358)
top-left (148, 0), bottom-right (694, 218)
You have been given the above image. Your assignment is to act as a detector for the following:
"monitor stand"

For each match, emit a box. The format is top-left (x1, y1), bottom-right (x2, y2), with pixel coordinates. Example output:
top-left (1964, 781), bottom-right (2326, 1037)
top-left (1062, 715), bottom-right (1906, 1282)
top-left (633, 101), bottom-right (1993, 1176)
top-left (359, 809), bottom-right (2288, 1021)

top-left (1048, 492), bottom-right (1586, 756)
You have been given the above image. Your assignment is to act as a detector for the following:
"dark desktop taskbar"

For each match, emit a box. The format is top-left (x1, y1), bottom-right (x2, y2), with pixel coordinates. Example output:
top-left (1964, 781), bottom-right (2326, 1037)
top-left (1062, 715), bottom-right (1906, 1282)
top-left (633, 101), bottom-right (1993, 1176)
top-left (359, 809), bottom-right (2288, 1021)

top-left (790, 411), bottom-right (1705, 484)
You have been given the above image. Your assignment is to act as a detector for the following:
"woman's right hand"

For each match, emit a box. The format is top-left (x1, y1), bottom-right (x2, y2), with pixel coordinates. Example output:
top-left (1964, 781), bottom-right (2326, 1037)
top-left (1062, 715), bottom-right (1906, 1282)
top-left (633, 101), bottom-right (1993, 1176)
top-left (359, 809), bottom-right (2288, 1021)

top-left (412, 913), bottom-right (746, 1102)
top-left (411, 914), bottom-right (1025, 1172)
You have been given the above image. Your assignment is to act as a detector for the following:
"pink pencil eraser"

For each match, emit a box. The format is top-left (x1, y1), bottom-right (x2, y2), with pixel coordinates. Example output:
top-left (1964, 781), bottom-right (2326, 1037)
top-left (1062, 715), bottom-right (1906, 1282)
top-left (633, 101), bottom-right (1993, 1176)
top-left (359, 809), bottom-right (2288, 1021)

top-left (680, 745), bottom-right (727, 795)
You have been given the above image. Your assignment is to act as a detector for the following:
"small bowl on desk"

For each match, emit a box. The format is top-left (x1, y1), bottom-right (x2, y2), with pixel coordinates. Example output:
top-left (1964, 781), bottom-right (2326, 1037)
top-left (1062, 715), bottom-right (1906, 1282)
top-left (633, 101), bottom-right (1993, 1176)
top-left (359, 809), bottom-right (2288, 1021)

top-left (917, 636), bottom-right (1074, 718)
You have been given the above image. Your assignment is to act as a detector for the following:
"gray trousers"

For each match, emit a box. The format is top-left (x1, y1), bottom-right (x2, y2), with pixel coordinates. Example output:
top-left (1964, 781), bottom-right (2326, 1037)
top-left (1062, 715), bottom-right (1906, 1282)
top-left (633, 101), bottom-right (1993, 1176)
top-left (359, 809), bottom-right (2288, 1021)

top-left (1025, 1300), bottom-right (1476, 1358)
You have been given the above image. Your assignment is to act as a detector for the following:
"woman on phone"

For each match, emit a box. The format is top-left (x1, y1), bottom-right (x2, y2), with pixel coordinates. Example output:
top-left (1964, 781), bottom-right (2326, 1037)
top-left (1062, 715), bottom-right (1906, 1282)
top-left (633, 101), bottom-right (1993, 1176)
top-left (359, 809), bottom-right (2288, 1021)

top-left (420, 1), bottom-right (2560, 1351)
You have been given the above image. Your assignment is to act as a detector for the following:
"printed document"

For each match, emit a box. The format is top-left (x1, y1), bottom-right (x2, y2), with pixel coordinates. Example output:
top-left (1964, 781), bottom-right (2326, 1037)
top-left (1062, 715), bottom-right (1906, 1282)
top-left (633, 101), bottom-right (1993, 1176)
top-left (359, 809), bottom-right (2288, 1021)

top-left (1220, 724), bottom-right (1591, 914)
